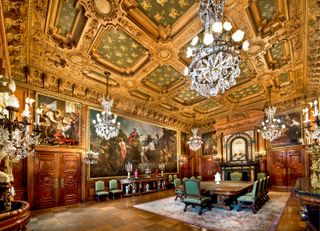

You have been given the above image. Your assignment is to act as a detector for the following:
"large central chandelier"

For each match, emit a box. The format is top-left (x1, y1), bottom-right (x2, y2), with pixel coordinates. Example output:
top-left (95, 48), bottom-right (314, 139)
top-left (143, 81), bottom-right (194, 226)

top-left (184, 0), bottom-right (249, 97)
top-left (257, 87), bottom-right (285, 141)
top-left (92, 72), bottom-right (120, 140)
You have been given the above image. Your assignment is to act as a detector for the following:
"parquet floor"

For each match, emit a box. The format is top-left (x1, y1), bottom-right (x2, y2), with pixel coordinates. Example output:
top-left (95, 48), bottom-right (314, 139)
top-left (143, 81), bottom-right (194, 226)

top-left (27, 190), bottom-right (306, 231)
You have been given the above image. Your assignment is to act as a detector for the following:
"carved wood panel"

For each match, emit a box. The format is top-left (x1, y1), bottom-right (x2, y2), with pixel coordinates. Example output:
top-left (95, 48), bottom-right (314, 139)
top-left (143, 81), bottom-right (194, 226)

top-left (60, 153), bottom-right (81, 205)
top-left (12, 158), bottom-right (27, 201)
top-left (200, 158), bottom-right (220, 181)
top-left (34, 151), bottom-right (81, 209)
top-left (270, 147), bottom-right (306, 187)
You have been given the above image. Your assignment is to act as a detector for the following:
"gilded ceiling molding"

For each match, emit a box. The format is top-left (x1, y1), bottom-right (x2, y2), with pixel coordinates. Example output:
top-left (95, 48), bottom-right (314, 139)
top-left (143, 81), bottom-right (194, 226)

top-left (84, 0), bottom-right (119, 23)
top-left (246, 0), bottom-right (289, 38)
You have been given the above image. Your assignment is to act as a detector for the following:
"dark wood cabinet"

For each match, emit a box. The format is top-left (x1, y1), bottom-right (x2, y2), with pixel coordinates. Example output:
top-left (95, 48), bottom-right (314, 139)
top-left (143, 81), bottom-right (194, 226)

top-left (34, 151), bottom-right (81, 209)
top-left (269, 148), bottom-right (306, 188)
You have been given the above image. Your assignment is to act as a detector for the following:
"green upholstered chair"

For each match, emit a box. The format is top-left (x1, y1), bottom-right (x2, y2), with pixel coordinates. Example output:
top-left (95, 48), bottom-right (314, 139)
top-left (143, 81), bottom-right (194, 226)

top-left (95, 181), bottom-right (109, 202)
top-left (183, 179), bottom-right (211, 215)
top-left (237, 180), bottom-right (259, 213)
top-left (174, 178), bottom-right (184, 201)
top-left (264, 176), bottom-right (270, 201)
top-left (109, 179), bottom-right (122, 199)
top-left (257, 172), bottom-right (266, 180)
top-left (230, 172), bottom-right (242, 181)
top-left (190, 176), bottom-right (196, 180)
top-left (168, 175), bottom-right (173, 183)
top-left (182, 177), bottom-right (188, 182)
top-left (173, 174), bottom-right (178, 180)
top-left (197, 176), bottom-right (202, 181)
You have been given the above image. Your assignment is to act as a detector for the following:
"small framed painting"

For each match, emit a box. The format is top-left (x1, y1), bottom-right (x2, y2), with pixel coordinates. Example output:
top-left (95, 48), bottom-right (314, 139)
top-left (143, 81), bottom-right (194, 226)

top-left (36, 93), bottom-right (81, 146)
top-left (201, 131), bottom-right (218, 156)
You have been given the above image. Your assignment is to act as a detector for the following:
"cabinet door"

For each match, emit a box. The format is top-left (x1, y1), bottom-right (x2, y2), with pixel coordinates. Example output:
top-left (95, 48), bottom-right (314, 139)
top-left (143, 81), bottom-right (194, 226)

top-left (35, 152), bottom-right (59, 209)
top-left (287, 150), bottom-right (305, 186)
top-left (270, 151), bottom-right (288, 186)
top-left (60, 153), bottom-right (81, 205)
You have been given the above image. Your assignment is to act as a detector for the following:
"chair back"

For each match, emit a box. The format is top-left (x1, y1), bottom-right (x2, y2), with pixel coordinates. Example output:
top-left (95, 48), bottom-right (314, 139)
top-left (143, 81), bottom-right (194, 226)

top-left (183, 179), bottom-right (200, 197)
top-left (266, 176), bottom-right (270, 189)
top-left (257, 178), bottom-right (263, 197)
top-left (173, 174), bottom-right (178, 180)
top-left (174, 178), bottom-right (181, 187)
top-left (257, 172), bottom-right (266, 180)
top-left (197, 176), bottom-right (202, 181)
top-left (168, 175), bottom-right (173, 182)
top-left (109, 179), bottom-right (118, 191)
top-left (190, 176), bottom-right (196, 180)
top-left (182, 177), bottom-right (188, 182)
top-left (95, 180), bottom-right (105, 193)
top-left (251, 180), bottom-right (259, 197)
top-left (230, 172), bottom-right (242, 181)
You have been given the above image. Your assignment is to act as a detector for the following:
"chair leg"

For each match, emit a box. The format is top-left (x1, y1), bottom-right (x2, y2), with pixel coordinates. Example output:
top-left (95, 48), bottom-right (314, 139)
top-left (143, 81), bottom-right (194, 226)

top-left (199, 207), bottom-right (203, 215)
top-left (184, 203), bottom-right (188, 212)
top-left (175, 196), bottom-right (178, 201)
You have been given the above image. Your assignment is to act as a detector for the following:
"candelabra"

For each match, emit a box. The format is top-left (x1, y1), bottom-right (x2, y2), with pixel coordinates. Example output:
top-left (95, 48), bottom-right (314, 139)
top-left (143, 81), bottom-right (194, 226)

top-left (84, 150), bottom-right (99, 165)
top-left (125, 162), bottom-right (133, 179)
top-left (302, 97), bottom-right (320, 188)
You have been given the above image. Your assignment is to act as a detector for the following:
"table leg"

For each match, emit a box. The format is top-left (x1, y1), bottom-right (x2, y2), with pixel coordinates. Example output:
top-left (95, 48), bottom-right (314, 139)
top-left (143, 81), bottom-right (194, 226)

top-left (211, 194), bottom-right (232, 210)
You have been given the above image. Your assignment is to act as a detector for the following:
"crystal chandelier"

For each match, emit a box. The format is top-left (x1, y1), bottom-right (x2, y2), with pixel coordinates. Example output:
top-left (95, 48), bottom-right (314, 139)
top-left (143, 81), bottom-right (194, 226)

top-left (187, 127), bottom-right (203, 151)
top-left (92, 72), bottom-right (120, 140)
top-left (257, 87), bottom-right (285, 141)
top-left (302, 97), bottom-right (320, 147)
top-left (84, 150), bottom-right (99, 164)
top-left (0, 75), bottom-right (40, 161)
top-left (184, 0), bottom-right (249, 97)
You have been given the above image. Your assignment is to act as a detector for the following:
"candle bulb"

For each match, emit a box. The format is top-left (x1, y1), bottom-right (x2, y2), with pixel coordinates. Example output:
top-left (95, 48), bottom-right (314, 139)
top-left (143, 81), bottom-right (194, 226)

top-left (314, 100), bottom-right (318, 117)
top-left (36, 108), bottom-right (42, 125)
top-left (305, 107), bottom-right (309, 123)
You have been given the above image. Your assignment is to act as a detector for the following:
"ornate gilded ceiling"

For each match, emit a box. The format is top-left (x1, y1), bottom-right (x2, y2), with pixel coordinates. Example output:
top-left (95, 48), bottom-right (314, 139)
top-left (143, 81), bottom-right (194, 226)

top-left (1, 0), bottom-right (318, 129)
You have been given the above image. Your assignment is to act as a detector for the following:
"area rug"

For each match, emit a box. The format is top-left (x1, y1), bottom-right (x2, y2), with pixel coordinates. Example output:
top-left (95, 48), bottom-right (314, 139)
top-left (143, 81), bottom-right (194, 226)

top-left (134, 191), bottom-right (290, 231)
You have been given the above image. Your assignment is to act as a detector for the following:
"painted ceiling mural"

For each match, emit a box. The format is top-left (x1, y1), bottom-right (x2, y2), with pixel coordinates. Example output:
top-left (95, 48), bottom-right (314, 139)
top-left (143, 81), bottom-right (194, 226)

top-left (3, 0), bottom-right (312, 128)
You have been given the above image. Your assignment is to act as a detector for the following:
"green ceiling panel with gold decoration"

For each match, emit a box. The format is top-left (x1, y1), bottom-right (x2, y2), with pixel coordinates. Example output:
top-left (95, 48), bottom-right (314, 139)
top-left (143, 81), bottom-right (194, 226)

top-left (239, 61), bottom-right (256, 79)
top-left (174, 89), bottom-right (204, 105)
top-left (145, 65), bottom-right (181, 88)
top-left (228, 84), bottom-right (262, 101)
top-left (137, 0), bottom-right (196, 26)
top-left (57, 0), bottom-right (77, 36)
top-left (97, 28), bottom-right (146, 68)
top-left (195, 100), bottom-right (221, 113)
top-left (256, 0), bottom-right (276, 21)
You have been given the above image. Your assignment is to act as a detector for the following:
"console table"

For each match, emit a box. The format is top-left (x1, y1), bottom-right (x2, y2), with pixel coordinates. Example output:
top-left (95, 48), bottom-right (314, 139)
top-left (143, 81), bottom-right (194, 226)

top-left (294, 178), bottom-right (320, 231)
top-left (119, 177), bottom-right (165, 196)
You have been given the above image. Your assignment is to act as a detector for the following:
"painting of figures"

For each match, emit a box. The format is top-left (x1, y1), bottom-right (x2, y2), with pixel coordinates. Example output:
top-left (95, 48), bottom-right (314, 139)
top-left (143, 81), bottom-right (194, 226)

top-left (201, 131), bottom-right (218, 156)
top-left (37, 94), bottom-right (81, 146)
top-left (89, 109), bottom-right (178, 178)
top-left (181, 132), bottom-right (190, 156)
top-left (271, 111), bottom-right (302, 147)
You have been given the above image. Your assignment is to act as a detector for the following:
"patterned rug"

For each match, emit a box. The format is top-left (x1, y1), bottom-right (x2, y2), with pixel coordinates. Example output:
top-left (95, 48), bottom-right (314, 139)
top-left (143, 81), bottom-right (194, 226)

top-left (134, 191), bottom-right (290, 231)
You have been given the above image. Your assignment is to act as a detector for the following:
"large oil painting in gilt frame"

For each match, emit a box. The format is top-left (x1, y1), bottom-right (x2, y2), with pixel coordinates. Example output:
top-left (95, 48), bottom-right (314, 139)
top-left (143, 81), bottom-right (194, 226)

top-left (201, 131), bottom-right (218, 156)
top-left (36, 94), bottom-right (81, 146)
top-left (89, 109), bottom-right (178, 178)
top-left (271, 111), bottom-right (302, 147)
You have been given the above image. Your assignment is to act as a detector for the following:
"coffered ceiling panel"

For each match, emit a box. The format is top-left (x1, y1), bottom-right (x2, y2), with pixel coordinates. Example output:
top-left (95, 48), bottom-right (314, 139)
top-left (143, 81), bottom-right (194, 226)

top-left (142, 65), bottom-right (183, 92)
top-left (194, 100), bottom-right (222, 114)
top-left (57, 0), bottom-right (77, 36)
top-left (227, 84), bottom-right (262, 102)
top-left (256, 0), bottom-right (276, 21)
top-left (136, 0), bottom-right (196, 26)
top-left (95, 28), bottom-right (146, 68)
top-left (265, 41), bottom-right (291, 70)
top-left (173, 89), bottom-right (205, 106)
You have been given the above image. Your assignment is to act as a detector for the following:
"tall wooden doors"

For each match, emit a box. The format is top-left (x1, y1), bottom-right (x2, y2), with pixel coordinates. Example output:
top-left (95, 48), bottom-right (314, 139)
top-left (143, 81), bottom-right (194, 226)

top-left (270, 148), bottom-right (306, 188)
top-left (34, 151), bottom-right (81, 209)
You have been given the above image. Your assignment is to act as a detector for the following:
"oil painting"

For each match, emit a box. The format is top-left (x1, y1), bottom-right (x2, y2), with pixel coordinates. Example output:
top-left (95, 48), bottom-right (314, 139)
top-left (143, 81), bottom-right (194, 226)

top-left (201, 131), bottom-right (218, 156)
top-left (271, 111), bottom-right (302, 147)
top-left (89, 109), bottom-right (178, 178)
top-left (37, 94), bottom-right (81, 146)
top-left (181, 132), bottom-right (190, 156)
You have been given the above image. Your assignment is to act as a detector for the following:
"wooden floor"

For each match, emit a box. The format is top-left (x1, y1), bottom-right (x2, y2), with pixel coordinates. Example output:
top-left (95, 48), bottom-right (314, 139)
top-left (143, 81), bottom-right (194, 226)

top-left (27, 190), bottom-right (306, 231)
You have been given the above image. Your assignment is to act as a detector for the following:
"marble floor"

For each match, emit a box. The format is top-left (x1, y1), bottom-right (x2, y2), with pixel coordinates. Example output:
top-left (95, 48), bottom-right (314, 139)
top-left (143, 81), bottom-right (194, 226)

top-left (27, 190), bottom-right (306, 231)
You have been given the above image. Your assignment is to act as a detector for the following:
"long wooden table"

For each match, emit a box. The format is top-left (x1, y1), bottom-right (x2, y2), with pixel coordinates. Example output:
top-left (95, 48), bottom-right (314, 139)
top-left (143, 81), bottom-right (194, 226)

top-left (200, 181), bottom-right (253, 210)
top-left (177, 181), bottom-right (253, 210)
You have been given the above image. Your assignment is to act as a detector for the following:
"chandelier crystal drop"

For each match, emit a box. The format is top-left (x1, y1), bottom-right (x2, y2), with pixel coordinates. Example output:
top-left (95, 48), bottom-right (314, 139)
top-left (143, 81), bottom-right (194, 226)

top-left (187, 127), bottom-right (203, 151)
top-left (257, 87), bottom-right (285, 141)
top-left (184, 0), bottom-right (249, 97)
top-left (92, 72), bottom-right (120, 140)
